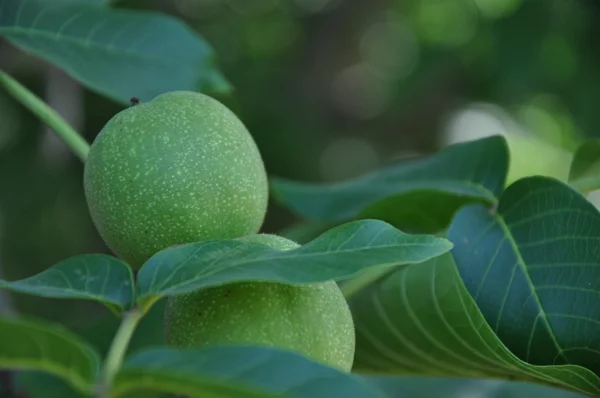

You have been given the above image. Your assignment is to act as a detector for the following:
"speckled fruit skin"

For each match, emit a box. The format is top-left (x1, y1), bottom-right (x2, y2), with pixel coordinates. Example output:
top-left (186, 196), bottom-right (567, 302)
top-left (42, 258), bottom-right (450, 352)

top-left (163, 234), bottom-right (356, 372)
top-left (83, 91), bottom-right (269, 269)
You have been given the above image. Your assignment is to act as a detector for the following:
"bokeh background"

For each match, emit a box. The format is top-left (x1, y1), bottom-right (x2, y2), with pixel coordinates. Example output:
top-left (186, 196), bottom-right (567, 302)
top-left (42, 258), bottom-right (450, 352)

top-left (0, 0), bottom-right (599, 393)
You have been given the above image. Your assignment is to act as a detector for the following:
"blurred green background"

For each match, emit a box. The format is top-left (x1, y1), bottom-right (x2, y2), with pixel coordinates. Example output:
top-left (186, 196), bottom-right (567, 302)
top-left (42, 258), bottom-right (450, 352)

top-left (0, 0), bottom-right (598, 394)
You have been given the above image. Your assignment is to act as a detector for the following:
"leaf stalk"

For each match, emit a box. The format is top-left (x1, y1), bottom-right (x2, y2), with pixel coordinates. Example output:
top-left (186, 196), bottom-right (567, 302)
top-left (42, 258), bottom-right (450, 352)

top-left (0, 70), bottom-right (90, 162)
top-left (97, 308), bottom-right (143, 397)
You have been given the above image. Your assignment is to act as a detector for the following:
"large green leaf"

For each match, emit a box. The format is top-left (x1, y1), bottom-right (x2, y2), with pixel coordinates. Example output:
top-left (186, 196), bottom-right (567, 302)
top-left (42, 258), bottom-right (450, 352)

top-left (0, 0), bottom-right (230, 104)
top-left (271, 136), bottom-right (508, 233)
top-left (0, 316), bottom-right (100, 395)
top-left (52, 0), bottom-right (108, 4)
top-left (111, 346), bottom-right (386, 398)
top-left (136, 220), bottom-right (452, 310)
top-left (568, 139), bottom-right (600, 193)
top-left (350, 253), bottom-right (600, 396)
top-left (0, 254), bottom-right (134, 315)
top-left (364, 376), bottom-right (588, 398)
top-left (278, 221), bottom-right (336, 245)
top-left (448, 177), bottom-right (600, 375)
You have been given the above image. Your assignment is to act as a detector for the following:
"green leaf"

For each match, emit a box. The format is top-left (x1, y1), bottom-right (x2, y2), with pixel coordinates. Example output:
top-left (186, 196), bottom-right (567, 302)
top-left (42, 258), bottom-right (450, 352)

top-left (0, 0), bottom-right (231, 105)
top-left (0, 316), bottom-right (100, 395)
top-left (364, 376), bottom-right (588, 398)
top-left (350, 253), bottom-right (600, 397)
top-left (568, 139), bottom-right (600, 192)
top-left (14, 372), bottom-right (83, 398)
top-left (448, 177), bottom-right (600, 375)
top-left (111, 346), bottom-right (386, 398)
top-left (136, 219), bottom-right (452, 309)
top-left (271, 136), bottom-right (508, 233)
top-left (0, 254), bottom-right (134, 315)
top-left (15, 300), bottom-right (168, 398)
top-left (278, 221), bottom-right (336, 245)
top-left (50, 0), bottom-right (108, 5)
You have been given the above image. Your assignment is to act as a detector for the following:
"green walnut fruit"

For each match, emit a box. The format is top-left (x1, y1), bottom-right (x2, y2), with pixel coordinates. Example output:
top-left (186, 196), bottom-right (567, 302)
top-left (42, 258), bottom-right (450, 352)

top-left (163, 234), bottom-right (356, 372)
top-left (84, 91), bottom-right (269, 268)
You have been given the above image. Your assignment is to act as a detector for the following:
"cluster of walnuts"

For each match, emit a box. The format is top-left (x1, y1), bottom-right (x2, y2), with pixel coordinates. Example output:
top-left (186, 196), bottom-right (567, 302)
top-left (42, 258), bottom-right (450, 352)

top-left (83, 91), bottom-right (355, 372)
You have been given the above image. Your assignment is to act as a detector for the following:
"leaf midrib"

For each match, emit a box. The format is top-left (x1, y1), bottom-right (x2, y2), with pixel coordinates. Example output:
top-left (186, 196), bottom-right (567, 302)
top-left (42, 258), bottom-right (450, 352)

top-left (0, 281), bottom-right (128, 307)
top-left (496, 216), bottom-right (567, 364)
top-left (144, 241), bottom-right (449, 297)
top-left (1, 26), bottom-right (194, 67)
